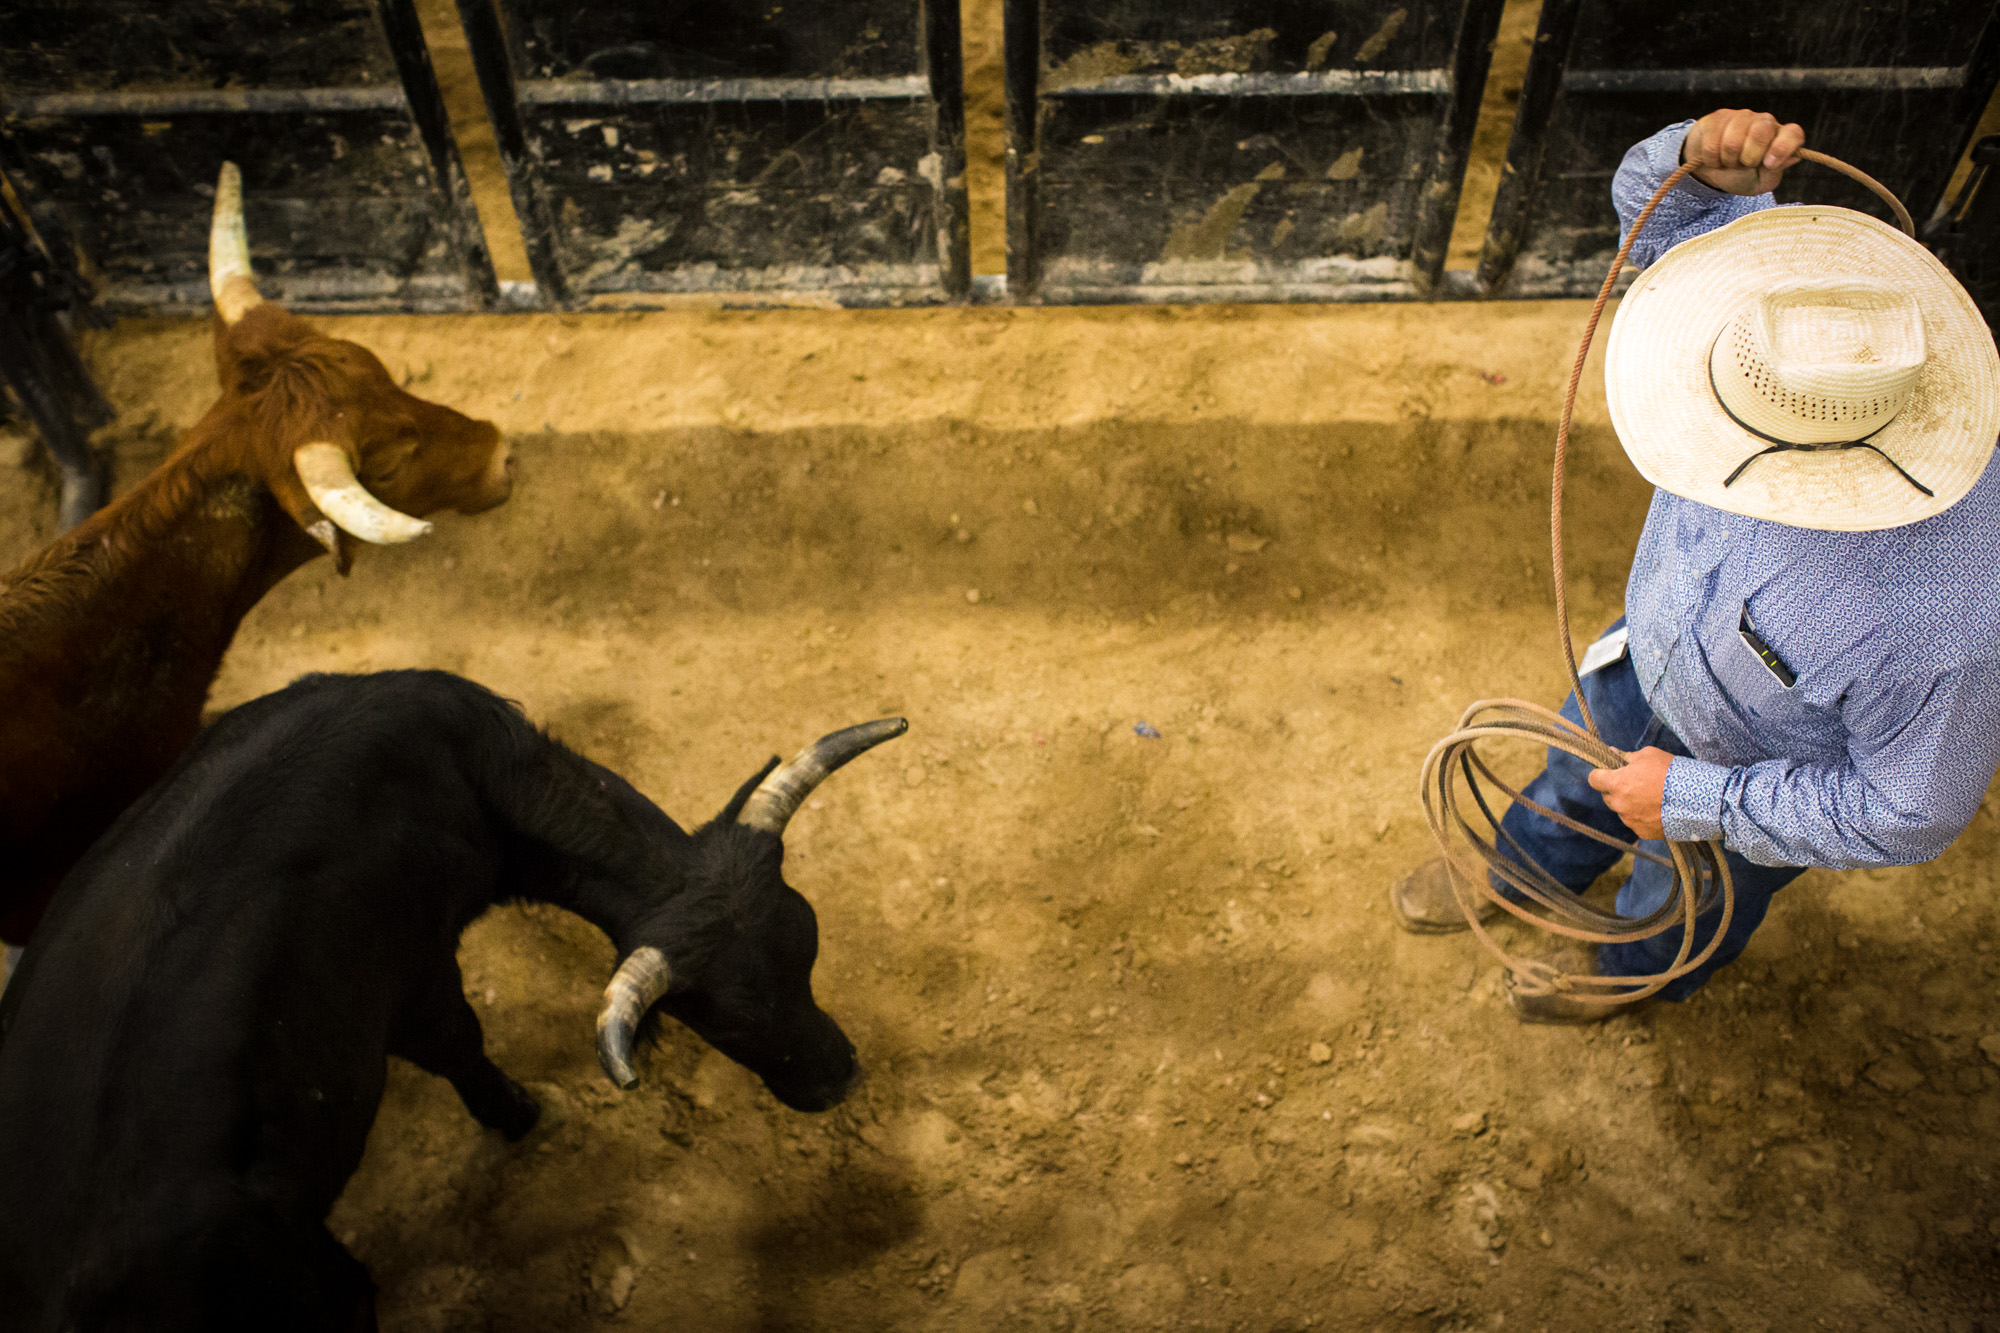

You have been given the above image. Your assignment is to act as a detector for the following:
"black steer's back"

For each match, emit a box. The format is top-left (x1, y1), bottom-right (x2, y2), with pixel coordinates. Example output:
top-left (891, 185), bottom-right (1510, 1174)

top-left (0, 670), bottom-right (878, 1331)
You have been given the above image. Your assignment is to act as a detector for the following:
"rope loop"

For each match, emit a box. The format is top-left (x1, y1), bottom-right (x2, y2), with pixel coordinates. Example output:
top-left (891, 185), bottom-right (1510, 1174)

top-left (1421, 143), bottom-right (1906, 1005)
top-left (1795, 147), bottom-right (1914, 235)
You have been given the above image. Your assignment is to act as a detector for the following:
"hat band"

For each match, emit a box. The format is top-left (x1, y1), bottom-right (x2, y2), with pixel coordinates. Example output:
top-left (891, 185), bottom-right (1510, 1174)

top-left (1706, 342), bottom-right (1932, 497)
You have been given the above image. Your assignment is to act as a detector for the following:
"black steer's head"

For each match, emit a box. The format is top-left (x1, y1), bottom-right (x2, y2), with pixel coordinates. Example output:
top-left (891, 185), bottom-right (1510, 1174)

top-left (594, 719), bottom-right (906, 1112)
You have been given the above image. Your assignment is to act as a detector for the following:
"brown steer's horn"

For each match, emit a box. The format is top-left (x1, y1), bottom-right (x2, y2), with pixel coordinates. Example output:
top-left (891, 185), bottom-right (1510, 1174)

top-left (738, 718), bottom-right (908, 836)
top-left (596, 946), bottom-right (673, 1089)
top-left (293, 443), bottom-right (433, 544)
top-left (209, 162), bottom-right (263, 325)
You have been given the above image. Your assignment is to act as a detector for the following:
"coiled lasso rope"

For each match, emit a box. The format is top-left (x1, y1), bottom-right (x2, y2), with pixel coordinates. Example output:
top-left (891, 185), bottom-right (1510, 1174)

top-left (1418, 144), bottom-right (1915, 1007)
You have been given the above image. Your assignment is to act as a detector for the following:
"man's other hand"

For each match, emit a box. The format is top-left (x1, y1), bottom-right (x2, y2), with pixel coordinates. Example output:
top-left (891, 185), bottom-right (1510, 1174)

top-left (1681, 108), bottom-right (1804, 195)
top-left (1588, 747), bottom-right (1673, 842)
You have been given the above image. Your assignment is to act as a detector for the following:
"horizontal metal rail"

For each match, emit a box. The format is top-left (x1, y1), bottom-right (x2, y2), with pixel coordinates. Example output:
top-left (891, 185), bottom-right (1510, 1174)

top-left (1560, 65), bottom-right (1965, 93)
top-left (1, 86), bottom-right (408, 117)
top-left (514, 75), bottom-right (931, 106)
top-left (1043, 68), bottom-right (1453, 98)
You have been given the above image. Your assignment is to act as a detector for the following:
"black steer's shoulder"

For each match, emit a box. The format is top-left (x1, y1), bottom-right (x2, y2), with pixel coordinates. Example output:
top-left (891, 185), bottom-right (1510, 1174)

top-left (205, 668), bottom-right (536, 767)
top-left (49, 670), bottom-right (540, 915)
top-left (5, 671), bottom-right (552, 1042)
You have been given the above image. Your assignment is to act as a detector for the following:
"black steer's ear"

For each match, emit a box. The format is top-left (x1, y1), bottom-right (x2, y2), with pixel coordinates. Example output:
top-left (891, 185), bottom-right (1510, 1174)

top-left (718, 756), bottom-right (782, 826)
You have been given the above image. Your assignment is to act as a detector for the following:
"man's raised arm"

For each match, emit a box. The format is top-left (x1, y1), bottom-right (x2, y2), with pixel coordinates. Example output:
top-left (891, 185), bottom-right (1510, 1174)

top-left (1613, 108), bottom-right (1804, 268)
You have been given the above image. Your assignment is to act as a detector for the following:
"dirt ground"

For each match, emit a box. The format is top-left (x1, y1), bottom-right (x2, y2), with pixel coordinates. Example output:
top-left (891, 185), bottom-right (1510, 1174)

top-left (5, 288), bottom-right (1999, 1330)
top-left (4, 5), bottom-right (2000, 1331)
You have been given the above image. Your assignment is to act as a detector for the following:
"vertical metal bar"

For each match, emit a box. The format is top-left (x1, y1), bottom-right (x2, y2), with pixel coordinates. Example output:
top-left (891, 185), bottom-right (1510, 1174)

top-left (375, 0), bottom-right (500, 310)
top-left (0, 301), bottom-right (95, 476)
top-left (453, 0), bottom-right (572, 307)
top-left (0, 288), bottom-right (107, 523)
top-left (1002, 0), bottom-right (1040, 299)
top-left (0, 167), bottom-right (109, 423)
top-left (923, 0), bottom-right (972, 299)
top-left (1410, 0), bottom-right (1509, 295)
top-left (0, 181), bottom-right (110, 444)
top-left (0, 141), bottom-right (87, 301)
top-left (21, 298), bottom-right (111, 436)
top-left (1911, 3), bottom-right (2000, 227)
top-left (1930, 136), bottom-right (2000, 328)
top-left (1475, 0), bottom-right (1583, 296)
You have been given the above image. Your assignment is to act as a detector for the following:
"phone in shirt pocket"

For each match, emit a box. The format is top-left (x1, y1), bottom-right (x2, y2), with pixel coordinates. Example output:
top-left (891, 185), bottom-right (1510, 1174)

top-left (1738, 606), bottom-right (1796, 687)
top-left (1711, 602), bottom-right (1800, 727)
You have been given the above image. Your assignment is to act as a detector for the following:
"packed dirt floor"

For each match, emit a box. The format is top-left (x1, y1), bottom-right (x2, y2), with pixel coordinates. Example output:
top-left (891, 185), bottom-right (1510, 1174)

top-left (7, 294), bottom-right (2000, 1333)
top-left (5, 4), bottom-right (2000, 1330)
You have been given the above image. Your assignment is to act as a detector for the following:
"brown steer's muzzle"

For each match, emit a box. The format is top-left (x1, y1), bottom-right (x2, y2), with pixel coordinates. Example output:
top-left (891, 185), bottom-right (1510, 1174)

top-left (464, 432), bottom-right (514, 513)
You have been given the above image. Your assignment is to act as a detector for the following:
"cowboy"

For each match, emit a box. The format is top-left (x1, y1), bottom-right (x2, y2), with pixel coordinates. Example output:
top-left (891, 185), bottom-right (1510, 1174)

top-left (1393, 107), bottom-right (2000, 1022)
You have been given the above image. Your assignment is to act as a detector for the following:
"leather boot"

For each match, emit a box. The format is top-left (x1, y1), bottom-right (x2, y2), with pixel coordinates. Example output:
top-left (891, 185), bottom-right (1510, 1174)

top-left (1388, 857), bottom-right (1500, 935)
top-left (1504, 952), bottom-right (1652, 1025)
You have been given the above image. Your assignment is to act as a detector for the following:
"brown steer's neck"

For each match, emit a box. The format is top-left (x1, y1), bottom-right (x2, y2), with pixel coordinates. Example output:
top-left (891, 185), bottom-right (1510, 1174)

top-left (2, 428), bottom-right (319, 649)
top-left (0, 423), bottom-right (326, 941)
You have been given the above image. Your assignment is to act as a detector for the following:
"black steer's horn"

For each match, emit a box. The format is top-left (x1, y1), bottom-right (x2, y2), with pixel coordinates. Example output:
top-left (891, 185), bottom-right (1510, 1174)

top-left (596, 946), bottom-right (673, 1089)
top-left (738, 718), bottom-right (908, 835)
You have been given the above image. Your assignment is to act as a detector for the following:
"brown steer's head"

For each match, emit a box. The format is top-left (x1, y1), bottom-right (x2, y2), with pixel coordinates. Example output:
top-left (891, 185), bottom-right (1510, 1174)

top-left (206, 163), bottom-right (512, 573)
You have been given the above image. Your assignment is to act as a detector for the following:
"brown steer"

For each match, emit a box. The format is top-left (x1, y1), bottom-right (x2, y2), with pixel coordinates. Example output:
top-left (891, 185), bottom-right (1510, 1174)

top-left (0, 164), bottom-right (512, 945)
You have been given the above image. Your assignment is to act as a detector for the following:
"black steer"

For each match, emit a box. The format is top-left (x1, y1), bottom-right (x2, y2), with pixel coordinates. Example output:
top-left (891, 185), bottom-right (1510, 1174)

top-left (0, 669), bottom-right (903, 1332)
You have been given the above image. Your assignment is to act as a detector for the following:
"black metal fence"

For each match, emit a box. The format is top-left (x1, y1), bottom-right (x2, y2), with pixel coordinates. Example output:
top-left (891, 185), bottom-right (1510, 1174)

top-left (1475, 0), bottom-right (2000, 298)
top-left (1002, 0), bottom-right (1505, 303)
top-left (455, 0), bottom-right (969, 308)
top-left (0, 0), bottom-right (495, 314)
top-left (1, 0), bottom-right (1997, 316)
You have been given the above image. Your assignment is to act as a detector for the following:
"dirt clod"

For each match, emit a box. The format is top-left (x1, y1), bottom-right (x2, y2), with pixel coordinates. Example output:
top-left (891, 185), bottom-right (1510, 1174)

top-left (1864, 1057), bottom-right (1927, 1095)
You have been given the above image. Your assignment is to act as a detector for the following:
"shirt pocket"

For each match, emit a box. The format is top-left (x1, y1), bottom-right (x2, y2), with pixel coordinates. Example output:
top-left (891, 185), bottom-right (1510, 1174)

top-left (1710, 614), bottom-right (1802, 727)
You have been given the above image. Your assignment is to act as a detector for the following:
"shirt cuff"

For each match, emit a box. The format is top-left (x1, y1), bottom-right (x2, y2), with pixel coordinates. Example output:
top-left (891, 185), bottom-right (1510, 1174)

top-left (1675, 171), bottom-right (1729, 203)
top-left (1661, 756), bottom-right (1730, 843)
top-left (1651, 122), bottom-right (1729, 202)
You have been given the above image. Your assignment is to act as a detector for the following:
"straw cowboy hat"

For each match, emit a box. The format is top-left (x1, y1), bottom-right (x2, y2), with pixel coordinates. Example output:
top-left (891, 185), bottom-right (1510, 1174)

top-left (1604, 205), bottom-right (2000, 531)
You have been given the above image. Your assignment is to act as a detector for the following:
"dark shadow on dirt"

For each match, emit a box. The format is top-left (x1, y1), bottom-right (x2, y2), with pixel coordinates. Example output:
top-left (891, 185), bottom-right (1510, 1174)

top-left (743, 1153), bottom-right (925, 1331)
top-left (370, 418), bottom-right (1650, 634)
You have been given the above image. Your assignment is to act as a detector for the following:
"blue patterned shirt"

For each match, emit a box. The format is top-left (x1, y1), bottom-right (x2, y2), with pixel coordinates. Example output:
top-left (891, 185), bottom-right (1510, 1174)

top-left (1614, 121), bottom-right (2000, 869)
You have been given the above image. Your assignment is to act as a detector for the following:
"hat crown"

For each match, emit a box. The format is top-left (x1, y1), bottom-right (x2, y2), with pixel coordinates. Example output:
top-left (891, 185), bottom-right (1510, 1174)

top-left (1711, 278), bottom-right (1926, 444)
top-left (1608, 203), bottom-right (2000, 532)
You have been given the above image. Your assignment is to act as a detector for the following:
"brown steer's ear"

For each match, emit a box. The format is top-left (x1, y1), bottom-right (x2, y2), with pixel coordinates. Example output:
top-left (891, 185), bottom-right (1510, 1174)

top-left (266, 464), bottom-right (354, 576)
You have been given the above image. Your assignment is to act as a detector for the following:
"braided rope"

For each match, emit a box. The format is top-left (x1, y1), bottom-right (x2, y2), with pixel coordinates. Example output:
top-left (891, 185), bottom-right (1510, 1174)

top-left (1420, 144), bottom-right (1913, 1005)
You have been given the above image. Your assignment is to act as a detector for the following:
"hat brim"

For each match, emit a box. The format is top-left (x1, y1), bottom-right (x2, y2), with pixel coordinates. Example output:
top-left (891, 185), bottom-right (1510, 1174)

top-left (1605, 206), bottom-right (2000, 531)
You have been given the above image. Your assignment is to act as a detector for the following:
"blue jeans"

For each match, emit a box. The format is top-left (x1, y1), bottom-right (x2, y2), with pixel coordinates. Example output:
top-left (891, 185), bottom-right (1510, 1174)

top-left (1494, 619), bottom-right (1806, 1001)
